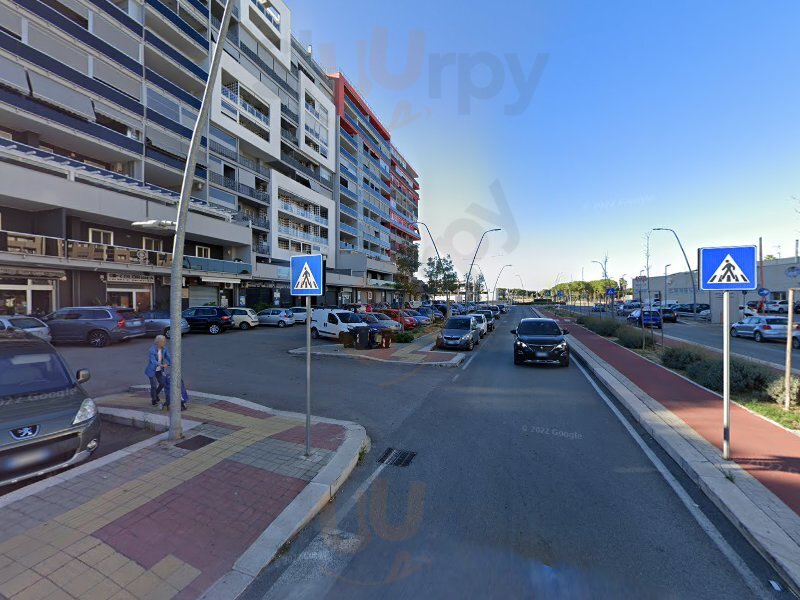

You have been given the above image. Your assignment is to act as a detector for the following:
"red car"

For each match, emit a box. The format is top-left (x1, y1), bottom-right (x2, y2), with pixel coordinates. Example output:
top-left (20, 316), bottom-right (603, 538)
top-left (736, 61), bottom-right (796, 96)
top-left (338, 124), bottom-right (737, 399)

top-left (377, 309), bottom-right (415, 330)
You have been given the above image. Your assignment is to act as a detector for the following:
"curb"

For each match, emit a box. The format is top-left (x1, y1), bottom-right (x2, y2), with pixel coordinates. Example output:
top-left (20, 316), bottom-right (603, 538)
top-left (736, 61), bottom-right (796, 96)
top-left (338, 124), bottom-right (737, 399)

top-left (568, 337), bottom-right (800, 596)
top-left (286, 347), bottom-right (465, 368)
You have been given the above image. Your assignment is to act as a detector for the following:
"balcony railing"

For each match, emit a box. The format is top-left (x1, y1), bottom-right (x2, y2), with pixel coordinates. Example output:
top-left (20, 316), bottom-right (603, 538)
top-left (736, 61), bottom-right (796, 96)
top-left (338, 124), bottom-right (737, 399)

top-left (254, 242), bottom-right (270, 254)
top-left (280, 103), bottom-right (299, 122)
top-left (339, 127), bottom-right (358, 147)
top-left (368, 278), bottom-right (394, 287)
top-left (278, 225), bottom-right (328, 246)
top-left (340, 185), bottom-right (358, 201)
top-left (281, 128), bottom-right (298, 144)
top-left (236, 213), bottom-right (270, 229)
top-left (145, 0), bottom-right (208, 47)
top-left (305, 102), bottom-right (320, 119)
top-left (237, 154), bottom-right (270, 178)
top-left (339, 222), bottom-right (359, 236)
top-left (339, 241), bottom-right (356, 250)
top-left (209, 171), bottom-right (237, 191)
top-left (183, 256), bottom-right (252, 274)
top-left (279, 202), bottom-right (328, 226)
top-left (339, 204), bottom-right (358, 218)
top-left (249, 0), bottom-right (280, 30)
top-left (281, 153), bottom-right (319, 182)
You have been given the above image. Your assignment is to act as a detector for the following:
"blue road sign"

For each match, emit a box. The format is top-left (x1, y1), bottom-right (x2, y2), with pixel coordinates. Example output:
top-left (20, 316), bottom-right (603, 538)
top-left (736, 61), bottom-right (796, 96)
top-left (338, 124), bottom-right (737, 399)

top-left (290, 254), bottom-right (323, 296)
top-left (606, 287), bottom-right (616, 297)
top-left (758, 287), bottom-right (770, 297)
top-left (557, 290), bottom-right (564, 297)
top-left (698, 246), bottom-right (757, 291)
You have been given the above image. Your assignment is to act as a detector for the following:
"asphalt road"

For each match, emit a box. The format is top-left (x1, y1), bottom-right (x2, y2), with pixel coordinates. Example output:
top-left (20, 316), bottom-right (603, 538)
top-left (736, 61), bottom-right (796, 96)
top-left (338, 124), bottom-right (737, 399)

top-left (220, 305), bottom-right (785, 600)
top-left (567, 304), bottom-right (796, 369)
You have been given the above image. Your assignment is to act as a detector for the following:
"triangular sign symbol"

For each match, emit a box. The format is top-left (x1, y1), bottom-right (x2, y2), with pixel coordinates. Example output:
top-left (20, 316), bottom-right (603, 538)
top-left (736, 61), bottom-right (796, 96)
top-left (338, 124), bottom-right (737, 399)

top-left (294, 262), bottom-right (318, 290)
top-left (707, 254), bottom-right (750, 284)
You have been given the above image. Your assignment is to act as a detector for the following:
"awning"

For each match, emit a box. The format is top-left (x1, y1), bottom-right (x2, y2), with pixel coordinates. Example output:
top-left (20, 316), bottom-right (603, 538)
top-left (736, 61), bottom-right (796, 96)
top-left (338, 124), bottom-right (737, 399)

top-left (0, 55), bottom-right (29, 94)
top-left (200, 277), bottom-right (241, 284)
top-left (94, 100), bottom-right (142, 131)
top-left (0, 266), bottom-right (67, 280)
top-left (29, 71), bottom-right (94, 120)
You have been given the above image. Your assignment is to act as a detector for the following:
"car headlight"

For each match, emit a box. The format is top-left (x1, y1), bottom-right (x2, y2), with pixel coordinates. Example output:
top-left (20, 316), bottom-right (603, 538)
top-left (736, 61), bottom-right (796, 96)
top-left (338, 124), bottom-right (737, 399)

top-left (516, 340), bottom-right (527, 348)
top-left (73, 398), bottom-right (97, 425)
top-left (555, 342), bottom-right (567, 351)
top-left (461, 333), bottom-right (472, 341)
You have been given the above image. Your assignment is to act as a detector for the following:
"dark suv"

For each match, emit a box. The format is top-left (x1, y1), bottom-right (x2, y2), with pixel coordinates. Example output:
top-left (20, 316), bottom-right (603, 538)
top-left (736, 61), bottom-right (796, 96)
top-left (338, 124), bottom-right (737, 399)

top-left (511, 318), bottom-right (570, 367)
top-left (45, 307), bottom-right (146, 347)
top-left (0, 330), bottom-right (100, 486)
top-left (181, 306), bottom-right (233, 334)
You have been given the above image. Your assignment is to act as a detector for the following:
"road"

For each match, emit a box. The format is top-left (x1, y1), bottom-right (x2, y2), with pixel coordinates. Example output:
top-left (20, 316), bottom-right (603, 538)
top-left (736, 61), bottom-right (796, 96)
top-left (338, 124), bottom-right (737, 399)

top-left (567, 304), bottom-right (796, 369)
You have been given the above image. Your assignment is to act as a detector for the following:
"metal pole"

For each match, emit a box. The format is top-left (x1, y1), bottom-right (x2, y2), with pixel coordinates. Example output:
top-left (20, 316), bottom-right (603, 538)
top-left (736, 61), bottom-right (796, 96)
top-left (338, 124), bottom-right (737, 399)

top-left (723, 290), bottom-right (731, 460)
top-left (465, 228), bottom-right (500, 306)
top-left (654, 228), bottom-right (697, 319)
top-left (663, 264), bottom-right (670, 348)
top-left (493, 264), bottom-right (512, 302)
top-left (786, 288), bottom-right (795, 411)
top-left (305, 294), bottom-right (311, 456)
top-left (167, 0), bottom-right (234, 441)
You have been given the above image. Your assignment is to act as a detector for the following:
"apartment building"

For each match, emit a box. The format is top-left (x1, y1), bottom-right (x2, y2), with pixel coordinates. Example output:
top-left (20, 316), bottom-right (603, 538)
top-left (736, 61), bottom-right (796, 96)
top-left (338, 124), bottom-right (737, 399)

top-left (0, 0), bottom-right (343, 314)
top-left (329, 72), bottom-right (420, 306)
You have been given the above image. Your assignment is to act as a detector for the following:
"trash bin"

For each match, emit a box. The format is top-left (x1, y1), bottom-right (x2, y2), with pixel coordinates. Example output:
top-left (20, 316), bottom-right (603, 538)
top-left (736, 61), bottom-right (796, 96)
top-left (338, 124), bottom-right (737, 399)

top-left (341, 332), bottom-right (355, 347)
top-left (355, 328), bottom-right (370, 350)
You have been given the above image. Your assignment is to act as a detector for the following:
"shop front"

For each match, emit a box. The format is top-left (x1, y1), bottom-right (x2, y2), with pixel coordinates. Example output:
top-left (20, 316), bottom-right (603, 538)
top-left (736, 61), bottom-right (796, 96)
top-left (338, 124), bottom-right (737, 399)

top-left (104, 273), bottom-right (155, 312)
top-left (0, 267), bottom-right (64, 316)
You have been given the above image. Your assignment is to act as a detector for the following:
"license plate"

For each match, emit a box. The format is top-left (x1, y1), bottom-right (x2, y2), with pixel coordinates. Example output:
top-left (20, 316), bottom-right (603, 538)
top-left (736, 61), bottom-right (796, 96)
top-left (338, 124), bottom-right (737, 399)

top-left (129, 320), bottom-right (142, 326)
top-left (535, 351), bottom-right (548, 358)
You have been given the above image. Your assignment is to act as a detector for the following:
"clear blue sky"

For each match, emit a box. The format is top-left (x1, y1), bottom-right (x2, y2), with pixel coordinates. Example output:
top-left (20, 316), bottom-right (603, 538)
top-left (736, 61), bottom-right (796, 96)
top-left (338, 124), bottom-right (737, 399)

top-left (290, 0), bottom-right (800, 290)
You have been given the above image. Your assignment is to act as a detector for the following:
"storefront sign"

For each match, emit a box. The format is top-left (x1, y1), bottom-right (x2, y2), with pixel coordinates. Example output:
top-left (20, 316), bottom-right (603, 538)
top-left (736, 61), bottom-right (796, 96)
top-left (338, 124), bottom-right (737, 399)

top-left (106, 273), bottom-right (155, 285)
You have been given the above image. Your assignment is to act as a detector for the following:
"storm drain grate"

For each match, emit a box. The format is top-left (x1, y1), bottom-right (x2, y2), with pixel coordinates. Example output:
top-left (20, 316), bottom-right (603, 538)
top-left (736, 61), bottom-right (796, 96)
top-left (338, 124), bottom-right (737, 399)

top-left (377, 447), bottom-right (417, 467)
top-left (175, 435), bottom-right (216, 451)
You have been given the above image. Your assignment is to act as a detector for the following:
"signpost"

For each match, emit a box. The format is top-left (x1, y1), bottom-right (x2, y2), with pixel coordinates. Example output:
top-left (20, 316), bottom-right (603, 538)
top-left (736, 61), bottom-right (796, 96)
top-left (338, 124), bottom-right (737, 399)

top-left (699, 245), bottom-right (757, 460)
top-left (290, 254), bottom-right (324, 457)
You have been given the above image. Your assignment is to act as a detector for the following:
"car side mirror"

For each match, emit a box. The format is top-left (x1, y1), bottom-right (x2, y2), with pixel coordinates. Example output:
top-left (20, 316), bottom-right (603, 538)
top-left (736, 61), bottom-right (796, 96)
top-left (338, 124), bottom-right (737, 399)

top-left (76, 368), bottom-right (91, 384)
top-left (510, 329), bottom-right (517, 335)
top-left (562, 328), bottom-right (569, 335)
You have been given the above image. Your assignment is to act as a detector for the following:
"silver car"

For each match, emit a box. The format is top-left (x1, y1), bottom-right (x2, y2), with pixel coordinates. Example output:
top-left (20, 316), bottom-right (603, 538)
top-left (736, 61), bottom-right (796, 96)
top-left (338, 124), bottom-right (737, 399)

top-left (290, 307), bottom-right (309, 324)
top-left (0, 315), bottom-right (51, 341)
top-left (730, 316), bottom-right (790, 343)
top-left (141, 311), bottom-right (190, 338)
top-left (257, 308), bottom-right (294, 327)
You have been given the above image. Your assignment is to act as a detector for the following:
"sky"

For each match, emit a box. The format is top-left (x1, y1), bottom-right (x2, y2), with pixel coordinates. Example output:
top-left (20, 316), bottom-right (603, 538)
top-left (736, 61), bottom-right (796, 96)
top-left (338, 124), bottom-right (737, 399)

top-left (289, 0), bottom-right (800, 291)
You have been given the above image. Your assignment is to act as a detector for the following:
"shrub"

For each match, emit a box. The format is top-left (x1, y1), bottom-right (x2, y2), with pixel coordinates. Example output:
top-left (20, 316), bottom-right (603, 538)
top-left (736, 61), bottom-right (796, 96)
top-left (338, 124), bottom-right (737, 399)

top-left (617, 325), bottom-right (654, 349)
top-left (661, 347), bottom-right (706, 371)
top-left (576, 315), bottom-right (587, 325)
top-left (730, 358), bottom-right (779, 395)
top-left (394, 332), bottom-right (415, 343)
top-left (686, 358), bottom-right (724, 393)
top-left (765, 376), bottom-right (800, 407)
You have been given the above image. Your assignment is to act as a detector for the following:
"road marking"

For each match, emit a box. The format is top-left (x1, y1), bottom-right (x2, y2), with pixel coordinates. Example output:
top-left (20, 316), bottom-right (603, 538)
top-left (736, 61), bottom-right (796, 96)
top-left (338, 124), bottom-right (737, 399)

top-left (461, 354), bottom-right (477, 370)
top-left (574, 360), bottom-right (771, 600)
top-left (452, 373), bottom-right (460, 381)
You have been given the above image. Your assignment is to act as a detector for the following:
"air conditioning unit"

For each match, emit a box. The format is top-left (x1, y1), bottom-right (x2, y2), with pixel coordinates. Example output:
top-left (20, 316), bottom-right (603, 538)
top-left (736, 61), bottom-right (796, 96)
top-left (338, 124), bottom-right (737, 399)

top-left (222, 282), bottom-right (234, 290)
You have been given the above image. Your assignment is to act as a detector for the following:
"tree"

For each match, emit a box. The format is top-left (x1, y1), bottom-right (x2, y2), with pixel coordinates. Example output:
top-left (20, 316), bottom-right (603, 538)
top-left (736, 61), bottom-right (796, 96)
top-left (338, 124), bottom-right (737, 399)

top-left (393, 241), bottom-right (421, 302)
top-left (439, 256), bottom-right (459, 300)
top-left (423, 256), bottom-right (443, 297)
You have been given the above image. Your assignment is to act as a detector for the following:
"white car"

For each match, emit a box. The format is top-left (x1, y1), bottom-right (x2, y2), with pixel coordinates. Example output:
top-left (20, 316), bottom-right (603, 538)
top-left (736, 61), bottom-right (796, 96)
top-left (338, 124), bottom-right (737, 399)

top-left (766, 300), bottom-right (789, 314)
top-left (0, 315), bottom-right (51, 341)
top-left (467, 313), bottom-right (488, 337)
top-left (227, 308), bottom-right (259, 330)
top-left (290, 306), bottom-right (308, 324)
top-left (738, 305), bottom-right (758, 317)
top-left (310, 308), bottom-right (369, 341)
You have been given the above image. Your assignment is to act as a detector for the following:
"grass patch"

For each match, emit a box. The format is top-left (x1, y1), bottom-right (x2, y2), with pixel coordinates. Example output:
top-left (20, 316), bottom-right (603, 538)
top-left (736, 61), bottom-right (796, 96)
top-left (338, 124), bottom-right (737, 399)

top-left (739, 400), bottom-right (800, 431)
top-left (394, 332), bottom-right (415, 343)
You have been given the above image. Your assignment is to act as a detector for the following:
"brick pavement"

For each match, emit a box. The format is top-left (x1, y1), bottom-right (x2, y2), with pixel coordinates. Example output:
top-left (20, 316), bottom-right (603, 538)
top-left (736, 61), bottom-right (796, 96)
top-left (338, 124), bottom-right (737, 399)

top-left (0, 391), bottom-right (347, 600)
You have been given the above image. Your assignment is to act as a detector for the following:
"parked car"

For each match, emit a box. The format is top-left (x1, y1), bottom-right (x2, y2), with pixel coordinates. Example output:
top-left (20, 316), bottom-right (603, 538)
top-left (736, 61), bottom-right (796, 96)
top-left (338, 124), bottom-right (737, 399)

top-left (627, 309), bottom-right (663, 329)
top-left (417, 306), bottom-right (443, 322)
top-left (0, 329), bottom-right (100, 486)
top-left (738, 305), bottom-right (758, 318)
top-left (793, 329), bottom-right (800, 350)
top-left (467, 313), bottom-right (488, 337)
top-left (181, 306), bottom-right (233, 334)
top-left (731, 316), bottom-right (792, 343)
top-left (45, 307), bottom-right (146, 347)
top-left (0, 315), bottom-right (51, 341)
top-left (403, 309), bottom-right (431, 327)
top-left (311, 308), bottom-right (369, 340)
top-left (476, 309), bottom-right (496, 331)
top-left (450, 303), bottom-right (465, 315)
top-left (227, 307), bottom-right (260, 330)
top-left (659, 308), bottom-right (678, 323)
top-left (487, 305), bottom-right (501, 318)
top-left (511, 318), bottom-right (570, 367)
top-left (377, 309), bottom-right (416, 330)
top-left (498, 304), bottom-right (509, 314)
top-left (591, 303), bottom-right (606, 312)
top-left (368, 312), bottom-right (403, 332)
top-left (343, 303), bottom-right (372, 313)
top-left (766, 300), bottom-right (789, 314)
top-left (698, 309), bottom-right (711, 321)
top-left (141, 311), bottom-right (190, 338)
top-left (617, 302), bottom-right (642, 317)
top-left (256, 308), bottom-right (294, 328)
top-left (435, 316), bottom-right (481, 351)
top-left (673, 303), bottom-right (710, 317)
top-left (289, 306), bottom-right (309, 324)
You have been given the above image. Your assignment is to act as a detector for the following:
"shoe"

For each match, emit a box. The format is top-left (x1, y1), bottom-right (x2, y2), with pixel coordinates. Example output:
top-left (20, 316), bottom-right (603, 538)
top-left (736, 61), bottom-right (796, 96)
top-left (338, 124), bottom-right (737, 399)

top-left (181, 403), bottom-right (187, 411)
top-left (151, 398), bottom-right (159, 406)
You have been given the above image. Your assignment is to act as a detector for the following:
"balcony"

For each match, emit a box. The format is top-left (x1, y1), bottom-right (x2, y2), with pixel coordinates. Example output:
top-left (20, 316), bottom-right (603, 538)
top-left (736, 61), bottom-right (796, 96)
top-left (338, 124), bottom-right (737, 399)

top-left (281, 128), bottom-right (298, 145)
top-left (368, 278), bottom-right (394, 287)
top-left (339, 204), bottom-right (358, 219)
top-left (340, 147), bottom-right (358, 165)
top-left (281, 153), bottom-right (319, 182)
top-left (339, 222), bottom-right (359, 236)
top-left (209, 171), bottom-right (237, 191)
top-left (237, 213), bottom-right (270, 229)
top-left (249, 0), bottom-right (281, 30)
top-left (279, 202), bottom-right (328, 226)
top-left (145, 0), bottom-right (208, 48)
top-left (340, 185), bottom-right (358, 201)
top-left (278, 225), bottom-right (328, 246)
top-left (222, 83), bottom-right (270, 128)
top-left (340, 127), bottom-right (358, 147)
top-left (254, 242), bottom-right (271, 254)
top-left (183, 256), bottom-right (252, 274)
top-left (339, 241), bottom-right (356, 250)
top-left (305, 102), bottom-right (321, 119)
top-left (237, 154), bottom-right (270, 179)
top-left (281, 103), bottom-right (299, 122)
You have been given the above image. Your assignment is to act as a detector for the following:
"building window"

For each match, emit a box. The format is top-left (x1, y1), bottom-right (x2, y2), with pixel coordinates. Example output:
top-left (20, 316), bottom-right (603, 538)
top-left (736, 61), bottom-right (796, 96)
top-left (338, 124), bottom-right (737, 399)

top-left (89, 228), bottom-right (113, 245)
top-left (196, 245), bottom-right (211, 258)
top-left (143, 237), bottom-right (163, 252)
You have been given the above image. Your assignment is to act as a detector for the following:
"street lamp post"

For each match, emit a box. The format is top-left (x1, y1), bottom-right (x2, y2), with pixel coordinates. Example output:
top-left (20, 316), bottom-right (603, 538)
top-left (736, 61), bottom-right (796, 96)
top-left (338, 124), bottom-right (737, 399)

top-left (493, 264), bottom-right (512, 302)
top-left (465, 228), bottom-right (500, 304)
top-left (654, 227), bottom-right (698, 319)
top-left (591, 259), bottom-right (609, 318)
top-left (516, 274), bottom-right (525, 304)
top-left (662, 264), bottom-right (670, 348)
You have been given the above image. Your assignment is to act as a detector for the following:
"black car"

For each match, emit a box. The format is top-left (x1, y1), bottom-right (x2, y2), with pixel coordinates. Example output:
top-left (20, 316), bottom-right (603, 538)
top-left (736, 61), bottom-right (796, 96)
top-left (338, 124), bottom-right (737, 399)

top-left (181, 306), bottom-right (234, 334)
top-left (511, 318), bottom-right (570, 367)
top-left (673, 303), bottom-right (710, 317)
top-left (659, 307), bottom-right (678, 323)
top-left (0, 330), bottom-right (100, 486)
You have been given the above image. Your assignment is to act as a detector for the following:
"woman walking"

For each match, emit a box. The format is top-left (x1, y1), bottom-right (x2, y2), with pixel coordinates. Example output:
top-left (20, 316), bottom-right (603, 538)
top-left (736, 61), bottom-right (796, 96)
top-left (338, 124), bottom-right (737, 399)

top-left (145, 335), bottom-right (170, 407)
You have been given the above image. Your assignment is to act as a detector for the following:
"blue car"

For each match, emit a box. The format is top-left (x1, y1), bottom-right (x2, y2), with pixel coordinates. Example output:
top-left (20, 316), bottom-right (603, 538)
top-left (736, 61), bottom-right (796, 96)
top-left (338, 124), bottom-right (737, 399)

top-left (402, 310), bottom-right (431, 327)
top-left (359, 313), bottom-right (402, 333)
top-left (627, 309), bottom-right (663, 329)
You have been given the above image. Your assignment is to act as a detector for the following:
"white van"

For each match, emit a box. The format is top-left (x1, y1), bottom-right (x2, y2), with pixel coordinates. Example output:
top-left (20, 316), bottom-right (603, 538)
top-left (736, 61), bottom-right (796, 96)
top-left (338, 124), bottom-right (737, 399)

top-left (310, 308), bottom-right (369, 340)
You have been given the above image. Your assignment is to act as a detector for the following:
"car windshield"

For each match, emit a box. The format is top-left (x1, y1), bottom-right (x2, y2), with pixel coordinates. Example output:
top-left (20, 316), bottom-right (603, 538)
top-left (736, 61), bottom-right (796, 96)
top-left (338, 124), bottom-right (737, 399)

top-left (360, 314), bottom-right (378, 323)
top-left (445, 318), bottom-right (471, 330)
top-left (336, 312), bottom-right (363, 324)
top-left (372, 313), bottom-right (391, 321)
top-left (517, 321), bottom-right (561, 336)
top-left (0, 343), bottom-right (73, 398)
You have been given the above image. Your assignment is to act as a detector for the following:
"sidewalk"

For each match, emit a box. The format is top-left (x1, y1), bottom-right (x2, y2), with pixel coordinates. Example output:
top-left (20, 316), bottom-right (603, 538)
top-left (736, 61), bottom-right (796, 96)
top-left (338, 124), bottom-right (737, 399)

top-left (288, 331), bottom-right (465, 367)
top-left (0, 390), bottom-right (367, 600)
top-left (542, 309), bottom-right (800, 593)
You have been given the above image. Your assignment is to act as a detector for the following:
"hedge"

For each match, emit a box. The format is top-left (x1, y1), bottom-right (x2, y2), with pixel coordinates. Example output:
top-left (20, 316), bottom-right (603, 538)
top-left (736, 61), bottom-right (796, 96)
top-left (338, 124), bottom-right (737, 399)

top-left (766, 376), bottom-right (800, 407)
top-left (617, 325), bottom-right (654, 349)
top-left (394, 332), bottom-right (415, 343)
top-left (681, 356), bottom-right (779, 396)
top-left (661, 347), bottom-right (706, 371)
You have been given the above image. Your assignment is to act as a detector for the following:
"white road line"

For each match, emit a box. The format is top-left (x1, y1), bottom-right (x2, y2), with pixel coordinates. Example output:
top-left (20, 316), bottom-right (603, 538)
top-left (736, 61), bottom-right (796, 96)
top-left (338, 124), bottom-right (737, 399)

top-left (452, 373), bottom-right (460, 381)
top-left (573, 360), bottom-right (771, 600)
top-left (461, 354), bottom-right (477, 370)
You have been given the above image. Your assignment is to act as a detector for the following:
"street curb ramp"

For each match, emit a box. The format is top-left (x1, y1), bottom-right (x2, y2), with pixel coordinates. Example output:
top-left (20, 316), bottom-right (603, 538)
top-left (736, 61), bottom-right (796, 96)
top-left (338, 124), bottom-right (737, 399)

top-left (568, 337), bottom-right (800, 596)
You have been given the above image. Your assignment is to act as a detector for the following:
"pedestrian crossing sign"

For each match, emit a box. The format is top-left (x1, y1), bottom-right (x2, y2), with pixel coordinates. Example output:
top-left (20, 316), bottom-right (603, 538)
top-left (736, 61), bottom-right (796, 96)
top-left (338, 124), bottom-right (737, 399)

top-left (290, 254), bottom-right (324, 296)
top-left (698, 246), bottom-right (757, 291)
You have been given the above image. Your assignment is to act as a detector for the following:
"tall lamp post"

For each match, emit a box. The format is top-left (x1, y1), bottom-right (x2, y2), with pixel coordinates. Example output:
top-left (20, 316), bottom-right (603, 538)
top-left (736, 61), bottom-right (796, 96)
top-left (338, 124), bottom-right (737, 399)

top-left (654, 227), bottom-right (698, 319)
top-left (411, 221), bottom-right (441, 262)
top-left (493, 264), bottom-right (512, 302)
top-left (592, 259), bottom-right (609, 317)
top-left (465, 228), bottom-right (500, 304)
top-left (516, 273), bottom-right (525, 304)
top-left (662, 264), bottom-right (670, 347)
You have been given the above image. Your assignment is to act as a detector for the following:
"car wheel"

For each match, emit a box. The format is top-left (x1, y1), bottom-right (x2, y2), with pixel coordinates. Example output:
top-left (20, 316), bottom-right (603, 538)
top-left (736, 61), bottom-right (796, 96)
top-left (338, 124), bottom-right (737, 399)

top-left (514, 354), bottom-right (523, 365)
top-left (239, 322), bottom-right (250, 330)
top-left (164, 327), bottom-right (171, 339)
top-left (466, 339), bottom-right (475, 351)
top-left (277, 320), bottom-right (286, 328)
top-left (793, 337), bottom-right (799, 350)
top-left (754, 331), bottom-right (764, 343)
top-left (87, 330), bottom-right (109, 348)
top-left (311, 327), bottom-right (319, 339)
top-left (730, 328), bottom-right (738, 338)
top-left (208, 324), bottom-right (221, 335)
top-left (560, 357), bottom-right (570, 367)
